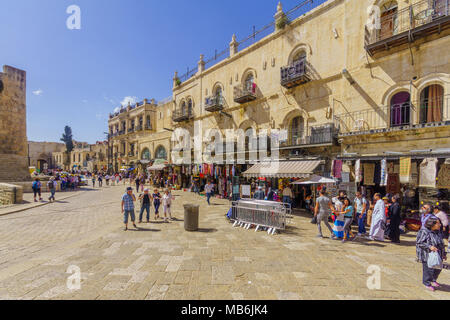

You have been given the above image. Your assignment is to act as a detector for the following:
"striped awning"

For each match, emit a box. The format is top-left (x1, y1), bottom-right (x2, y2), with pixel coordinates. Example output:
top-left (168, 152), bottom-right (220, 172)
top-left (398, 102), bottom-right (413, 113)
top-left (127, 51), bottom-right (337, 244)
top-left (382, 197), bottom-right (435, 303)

top-left (242, 160), bottom-right (321, 178)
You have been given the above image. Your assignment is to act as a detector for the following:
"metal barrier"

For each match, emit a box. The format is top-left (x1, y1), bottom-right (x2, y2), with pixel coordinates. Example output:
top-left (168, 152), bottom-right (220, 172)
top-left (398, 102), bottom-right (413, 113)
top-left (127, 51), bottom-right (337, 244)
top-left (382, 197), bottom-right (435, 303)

top-left (231, 200), bottom-right (292, 235)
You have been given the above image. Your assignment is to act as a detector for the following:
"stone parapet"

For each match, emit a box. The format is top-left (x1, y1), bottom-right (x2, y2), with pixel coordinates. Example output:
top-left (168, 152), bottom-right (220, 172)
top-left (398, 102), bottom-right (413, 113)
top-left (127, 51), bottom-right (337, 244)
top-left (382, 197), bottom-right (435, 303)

top-left (0, 183), bottom-right (23, 205)
top-left (0, 154), bottom-right (30, 182)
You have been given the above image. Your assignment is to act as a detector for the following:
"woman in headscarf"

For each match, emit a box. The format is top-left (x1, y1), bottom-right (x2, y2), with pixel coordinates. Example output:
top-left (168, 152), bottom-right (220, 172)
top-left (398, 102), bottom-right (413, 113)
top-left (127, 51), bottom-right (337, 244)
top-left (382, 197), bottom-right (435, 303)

top-left (416, 216), bottom-right (447, 292)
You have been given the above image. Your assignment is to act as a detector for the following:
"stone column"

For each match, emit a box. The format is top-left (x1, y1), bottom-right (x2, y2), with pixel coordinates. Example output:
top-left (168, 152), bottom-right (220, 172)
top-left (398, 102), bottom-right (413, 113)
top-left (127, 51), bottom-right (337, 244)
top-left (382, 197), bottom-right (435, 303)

top-left (198, 54), bottom-right (205, 74)
top-left (173, 71), bottom-right (179, 89)
top-left (229, 34), bottom-right (238, 56)
top-left (274, 2), bottom-right (286, 32)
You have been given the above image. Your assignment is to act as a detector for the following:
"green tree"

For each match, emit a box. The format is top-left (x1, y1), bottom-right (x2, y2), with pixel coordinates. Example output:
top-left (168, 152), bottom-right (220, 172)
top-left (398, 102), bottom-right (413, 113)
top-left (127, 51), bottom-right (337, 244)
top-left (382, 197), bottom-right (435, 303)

top-left (60, 126), bottom-right (74, 153)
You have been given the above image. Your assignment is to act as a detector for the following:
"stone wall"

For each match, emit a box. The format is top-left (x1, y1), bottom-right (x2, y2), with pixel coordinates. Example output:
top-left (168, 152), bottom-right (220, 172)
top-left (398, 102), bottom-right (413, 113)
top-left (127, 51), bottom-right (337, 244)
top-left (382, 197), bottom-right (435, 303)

top-left (0, 65), bottom-right (30, 181)
top-left (0, 183), bottom-right (23, 205)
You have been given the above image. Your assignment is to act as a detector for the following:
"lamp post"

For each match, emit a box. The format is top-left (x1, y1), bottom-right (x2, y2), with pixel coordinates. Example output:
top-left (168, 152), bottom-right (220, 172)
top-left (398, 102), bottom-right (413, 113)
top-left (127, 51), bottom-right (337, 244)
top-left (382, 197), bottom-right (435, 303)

top-left (104, 131), bottom-right (111, 174)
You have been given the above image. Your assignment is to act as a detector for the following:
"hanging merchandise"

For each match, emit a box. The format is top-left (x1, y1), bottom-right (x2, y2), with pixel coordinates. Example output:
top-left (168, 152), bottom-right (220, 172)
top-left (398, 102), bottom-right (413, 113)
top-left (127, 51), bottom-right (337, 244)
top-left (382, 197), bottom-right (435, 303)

top-left (333, 160), bottom-right (343, 179)
top-left (380, 158), bottom-right (388, 187)
top-left (363, 163), bottom-right (375, 186)
top-left (387, 162), bottom-right (395, 174)
top-left (355, 159), bottom-right (362, 183)
top-left (232, 165), bottom-right (235, 177)
top-left (410, 161), bottom-right (418, 187)
top-left (387, 173), bottom-right (400, 194)
top-left (419, 158), bottom-right (438, 188)
top-left (399, 157), bottom-right (412, 184)
top-left (436, 162), bottom-right (450, 189)
top-left (374, 161), bottom-right (381, 186)
top-left (341, 172), bottom-right (350, 183)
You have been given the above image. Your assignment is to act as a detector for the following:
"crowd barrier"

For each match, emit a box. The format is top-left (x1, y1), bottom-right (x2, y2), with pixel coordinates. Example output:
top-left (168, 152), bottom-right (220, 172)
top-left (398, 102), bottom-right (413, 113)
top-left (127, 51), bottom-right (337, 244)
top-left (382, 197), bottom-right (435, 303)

top-left (231, 199), bottom-right (292, 235)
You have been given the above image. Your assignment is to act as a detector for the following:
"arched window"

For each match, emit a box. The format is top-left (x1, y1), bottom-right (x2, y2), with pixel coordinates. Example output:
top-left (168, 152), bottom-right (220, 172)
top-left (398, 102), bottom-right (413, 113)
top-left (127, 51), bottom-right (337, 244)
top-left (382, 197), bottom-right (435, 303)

top-left (245, 74), bottom-right (254, 92)
top-left (187, 99), bottom-right (193, 115)
top-left (292, 51), bottom-right (306, 64)
top-left (420, 84), bottom-right (444, 124)
top-left (290, 116), bottom-right (304, 145)
top-left (181, 101), bottom-right (186, 114)
top-left (146, 116), bottom-right (151, 129)
top-left (380, 1), bottom-right (398, 39)
top-left (390, 91), bottom-right (410, 127)
top-left (141, 148), bottom-right (151, 160)
top-left (155, 146), bottom-right (167, 160)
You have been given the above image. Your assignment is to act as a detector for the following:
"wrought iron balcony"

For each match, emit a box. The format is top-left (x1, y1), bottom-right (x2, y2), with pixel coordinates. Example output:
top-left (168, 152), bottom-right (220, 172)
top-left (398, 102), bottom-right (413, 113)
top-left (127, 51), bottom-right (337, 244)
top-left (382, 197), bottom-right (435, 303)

top-left (279, 123), bottom-right (336, 148)
top-left (127, 127), bottom-right (135, 133)
top-left (145, 123), bottom-right (152, 130)
top-left (118, 130), bottom-right (125, 135)
top-left (205, 95), bottom-right (224, 112)
top-left (233, 83), bottom-right (257, 104)
top-left (136, 125), bottom-right (143, 131)
top-left (334, 96), bottom-right (450, 135)
top-left (172, 109), bottom-right (194, 122)
top-left (280, 59), bottom-right (310, 89)
top-left (365, 0), bottom-right (450, 55)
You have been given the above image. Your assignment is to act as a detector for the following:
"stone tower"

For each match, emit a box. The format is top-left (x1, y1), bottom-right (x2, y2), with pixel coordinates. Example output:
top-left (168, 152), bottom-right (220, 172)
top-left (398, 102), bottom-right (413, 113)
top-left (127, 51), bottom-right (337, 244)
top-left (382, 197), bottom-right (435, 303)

top-left (0, 65), bottom-right (30, 181)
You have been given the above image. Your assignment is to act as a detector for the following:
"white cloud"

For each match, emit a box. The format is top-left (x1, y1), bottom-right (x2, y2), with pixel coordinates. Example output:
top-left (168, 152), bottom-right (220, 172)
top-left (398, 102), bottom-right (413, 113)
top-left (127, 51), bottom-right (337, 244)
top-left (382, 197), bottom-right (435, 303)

top-left (82, 99), bottom-right (88, 103)
top-left (120, 96), bottom-right (137, 107)
top-left (113, 107), bottom-right (120, 113)
top-left (32, 89), bottom-right (43, 96)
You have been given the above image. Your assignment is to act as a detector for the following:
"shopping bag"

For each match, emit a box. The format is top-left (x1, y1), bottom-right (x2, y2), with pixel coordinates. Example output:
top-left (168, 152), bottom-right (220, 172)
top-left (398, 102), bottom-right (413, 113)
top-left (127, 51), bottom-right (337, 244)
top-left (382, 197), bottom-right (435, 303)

top-left (428, 251), bottom-right (443, 270)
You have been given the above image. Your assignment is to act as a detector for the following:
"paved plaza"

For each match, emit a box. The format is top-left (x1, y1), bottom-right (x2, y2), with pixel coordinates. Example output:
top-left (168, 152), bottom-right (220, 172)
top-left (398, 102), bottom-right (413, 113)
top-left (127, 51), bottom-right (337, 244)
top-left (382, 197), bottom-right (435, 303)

top-left (0, 184), bottom-right (449, 300)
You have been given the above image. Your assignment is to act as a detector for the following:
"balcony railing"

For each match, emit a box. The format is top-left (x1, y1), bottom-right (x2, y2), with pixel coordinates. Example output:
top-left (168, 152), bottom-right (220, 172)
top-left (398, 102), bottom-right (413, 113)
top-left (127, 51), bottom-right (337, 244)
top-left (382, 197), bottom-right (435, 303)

top-left (365, 0), bottom-right (450, 55)
top-left (334, 96), bottom-right (450, 135)
top-left (205, 95), bottom-right (224, 112)
top-left (145, 123), bottom-right (152, 130)
top-left (128, 127), bottom-right (135, 133)
top-left (118, 130), bottom-right (125, 135)
top-left (279, 123), bottom-right (336, 148)
top-left (280, 59), bottom-right (310, 89)
top-left (172, 108), bottom-right (194, 122)
top-left (234, 83), bottom-right (257, 104)
top-left (136, 125), bottom-right (143, 131)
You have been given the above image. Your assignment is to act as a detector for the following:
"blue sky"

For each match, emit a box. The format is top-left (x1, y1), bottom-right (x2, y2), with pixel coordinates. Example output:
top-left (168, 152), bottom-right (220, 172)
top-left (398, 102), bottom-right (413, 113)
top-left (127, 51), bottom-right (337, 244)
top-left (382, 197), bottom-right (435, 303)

top-left (0, 0), bottom-right (326, 143)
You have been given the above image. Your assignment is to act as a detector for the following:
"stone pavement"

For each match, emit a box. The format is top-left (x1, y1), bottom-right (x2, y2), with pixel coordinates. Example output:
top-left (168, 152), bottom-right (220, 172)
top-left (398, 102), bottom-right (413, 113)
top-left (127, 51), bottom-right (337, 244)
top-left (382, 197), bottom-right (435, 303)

top-left (0, 183), bottom-right (449, 300)
top-left (0, 188), bottom-right (85, 216)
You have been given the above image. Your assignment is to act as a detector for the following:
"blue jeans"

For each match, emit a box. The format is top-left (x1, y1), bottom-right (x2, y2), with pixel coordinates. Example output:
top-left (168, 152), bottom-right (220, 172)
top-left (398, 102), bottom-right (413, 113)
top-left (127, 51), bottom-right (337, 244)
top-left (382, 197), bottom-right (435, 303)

top-left (206, 193), bottom-right (212, 205)
top-left (49, 189), bottom-right (56, 200)
top-left (282, 196), bottom-right (291, 205)
top-left (123, 209), bottom-right (135, 224)
top-left (154, 201), bottom-right (160, 214)
top-left (139, 203), bottom-right (150, 221)
top-left (358, 213), bottom-right (366, 234)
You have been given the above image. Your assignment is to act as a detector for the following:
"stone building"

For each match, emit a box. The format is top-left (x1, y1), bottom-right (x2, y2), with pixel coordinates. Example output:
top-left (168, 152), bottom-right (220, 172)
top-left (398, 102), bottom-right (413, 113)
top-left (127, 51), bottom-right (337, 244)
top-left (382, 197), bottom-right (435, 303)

top-left (52, 141), bottom-right (107, 172)
top-left (0, 65), bottom-right (29, 182)
top-left (169, 0), bottom-right (449, 178)
top-left (108, 98), bottom-right (173, 172)
top-left (28, 141), bottom-right (65, 172)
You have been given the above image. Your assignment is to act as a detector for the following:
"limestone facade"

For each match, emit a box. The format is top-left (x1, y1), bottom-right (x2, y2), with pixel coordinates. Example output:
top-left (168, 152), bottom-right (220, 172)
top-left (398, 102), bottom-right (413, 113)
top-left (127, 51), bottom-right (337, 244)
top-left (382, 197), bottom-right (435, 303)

top-left (52, 141), bottom-right (108, 172)
top-left (108, 98), bottom-right (173, 172)
top-left (28, 141), bottom-right (65, 172)
top-left (169, 0), bottom-right (450, 168)
top-left (0, 65), bottom-right (30, 181)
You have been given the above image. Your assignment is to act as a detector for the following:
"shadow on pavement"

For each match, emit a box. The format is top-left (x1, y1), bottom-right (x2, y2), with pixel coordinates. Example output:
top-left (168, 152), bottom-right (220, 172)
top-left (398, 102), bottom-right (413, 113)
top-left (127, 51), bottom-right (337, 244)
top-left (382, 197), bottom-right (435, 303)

top-left (197, 228), bottom-right (218, 233)
top-left (131, 227), bottom-right (161, 232)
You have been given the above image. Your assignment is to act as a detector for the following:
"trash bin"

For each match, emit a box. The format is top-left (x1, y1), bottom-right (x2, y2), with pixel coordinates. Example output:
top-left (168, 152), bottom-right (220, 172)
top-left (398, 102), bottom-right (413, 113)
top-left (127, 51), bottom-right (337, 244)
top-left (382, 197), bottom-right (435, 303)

top-left (184, 204), bottom-right (199, 231)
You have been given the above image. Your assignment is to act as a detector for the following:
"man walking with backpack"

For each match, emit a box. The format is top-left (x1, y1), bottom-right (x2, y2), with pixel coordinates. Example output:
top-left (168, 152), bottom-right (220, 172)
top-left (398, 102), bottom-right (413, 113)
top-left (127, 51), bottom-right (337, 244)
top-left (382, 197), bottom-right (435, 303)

top-left (47, 177), bottom-right (57, 202)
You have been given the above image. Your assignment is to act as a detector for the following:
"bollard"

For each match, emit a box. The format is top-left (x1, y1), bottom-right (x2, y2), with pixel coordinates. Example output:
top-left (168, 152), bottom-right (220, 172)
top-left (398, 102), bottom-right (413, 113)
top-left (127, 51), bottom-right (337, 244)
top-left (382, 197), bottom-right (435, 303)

top-left (184, 204), bottom-right (199, 231)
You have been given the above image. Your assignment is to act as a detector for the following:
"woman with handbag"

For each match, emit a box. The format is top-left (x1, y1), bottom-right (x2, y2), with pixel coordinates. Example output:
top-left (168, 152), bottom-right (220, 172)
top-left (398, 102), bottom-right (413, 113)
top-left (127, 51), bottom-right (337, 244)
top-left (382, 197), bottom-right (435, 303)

top-left (416, 216), bottom-right (447, 292)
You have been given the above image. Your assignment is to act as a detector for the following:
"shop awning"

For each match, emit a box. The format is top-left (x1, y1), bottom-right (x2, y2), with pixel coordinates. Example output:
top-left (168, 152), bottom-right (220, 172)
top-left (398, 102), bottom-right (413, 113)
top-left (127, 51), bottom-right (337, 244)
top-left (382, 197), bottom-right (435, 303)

top-left (291, 175), bottom-right (336, 185)
top-left (147, 164), bottom-right (167, 171)
top-left (242, 160), bottom-right (321, 178)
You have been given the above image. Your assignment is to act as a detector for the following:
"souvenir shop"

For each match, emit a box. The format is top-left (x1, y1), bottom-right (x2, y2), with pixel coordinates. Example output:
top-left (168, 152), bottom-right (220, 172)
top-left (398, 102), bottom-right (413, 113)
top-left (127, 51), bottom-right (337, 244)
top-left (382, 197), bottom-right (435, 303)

top-left (335, 153), bottom-right (450, 220)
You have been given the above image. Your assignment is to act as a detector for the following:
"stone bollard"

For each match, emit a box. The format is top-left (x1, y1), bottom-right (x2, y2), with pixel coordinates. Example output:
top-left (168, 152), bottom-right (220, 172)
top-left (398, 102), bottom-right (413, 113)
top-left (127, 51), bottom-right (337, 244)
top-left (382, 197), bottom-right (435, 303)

top-left (184, 204), bottom-right (199, 232)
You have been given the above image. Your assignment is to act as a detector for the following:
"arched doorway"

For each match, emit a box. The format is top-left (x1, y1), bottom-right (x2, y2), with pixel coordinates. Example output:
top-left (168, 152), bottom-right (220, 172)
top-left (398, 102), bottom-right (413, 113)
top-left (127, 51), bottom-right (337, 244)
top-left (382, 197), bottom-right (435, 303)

top-left (155, 146), bottom-right (167, 160)
top-left (141, 148), bottom-right (151, 160)
top-left (420, 84), bottom-right (444, 124)
top-left (290, 116), bottom-right (305, 145)
top-left (37, 159), bottom-right (48, 172)
top-left (390, 91), bottom-right (410, 127)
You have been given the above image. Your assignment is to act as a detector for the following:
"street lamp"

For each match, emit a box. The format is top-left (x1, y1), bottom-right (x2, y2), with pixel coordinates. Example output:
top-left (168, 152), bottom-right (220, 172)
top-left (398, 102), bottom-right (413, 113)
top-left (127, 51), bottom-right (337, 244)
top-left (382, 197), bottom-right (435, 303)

top-left (103, 131), bottom-right (111, 174)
